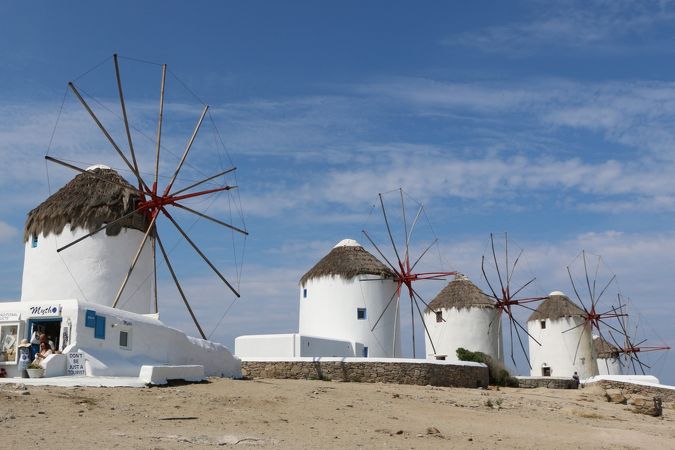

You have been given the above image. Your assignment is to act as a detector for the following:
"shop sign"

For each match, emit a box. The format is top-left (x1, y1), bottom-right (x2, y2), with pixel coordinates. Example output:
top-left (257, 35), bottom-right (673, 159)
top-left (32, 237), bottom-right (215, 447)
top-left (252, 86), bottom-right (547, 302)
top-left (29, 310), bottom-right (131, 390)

top-left (0, 312), bottom-right (19, 322)
top-left (28, 305), bottom-right (61, 317)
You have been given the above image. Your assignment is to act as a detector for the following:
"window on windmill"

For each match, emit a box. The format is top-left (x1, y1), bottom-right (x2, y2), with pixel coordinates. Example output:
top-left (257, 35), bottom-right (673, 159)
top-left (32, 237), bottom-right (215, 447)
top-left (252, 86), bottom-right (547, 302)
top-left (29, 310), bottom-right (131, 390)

top-left (363, 346), bottom-right (369, 357)
top-left (303, 288), bottom-right (307, 299)
top-left (357, 308), bottom-right (367, 320)
top-left (540, 320), bottom-right (546, 329)
top-left (435, 311), bottom-right (443, 323)
top-left (31, 234), bottom-right (38, 248)
top-left (542, 366), bottom-right (551, 377)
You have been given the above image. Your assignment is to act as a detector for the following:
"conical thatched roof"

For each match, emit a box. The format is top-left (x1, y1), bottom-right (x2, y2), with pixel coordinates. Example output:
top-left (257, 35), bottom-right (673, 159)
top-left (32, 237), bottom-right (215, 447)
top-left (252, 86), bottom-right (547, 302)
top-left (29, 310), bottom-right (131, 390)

top-left (300, 239), bottom-right (394, 286)
top-left (593, 335), bottom-right (620, 358)
top-left (426, 274), bottom-right (494, 312)
top-left (528, 291), bottom-right (585, 322)
top-left (24, 166), bottom-right (148, 242)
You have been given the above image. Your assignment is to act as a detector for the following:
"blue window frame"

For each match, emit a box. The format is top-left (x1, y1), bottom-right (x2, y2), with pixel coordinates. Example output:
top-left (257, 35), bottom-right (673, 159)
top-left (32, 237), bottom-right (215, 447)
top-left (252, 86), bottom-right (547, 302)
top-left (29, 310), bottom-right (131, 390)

top-left (31, 234), bottom-right (38, 248)
top-left (94, 315), bottom-right (106, 340)
top-left (357, 308), bottom-right (367, 320)
top-left (85, 310), bottom-right (97, 328)
top-left (303, 288), bottom-right (307, 299)
top-left (363, 346), bottom-right (369, 357)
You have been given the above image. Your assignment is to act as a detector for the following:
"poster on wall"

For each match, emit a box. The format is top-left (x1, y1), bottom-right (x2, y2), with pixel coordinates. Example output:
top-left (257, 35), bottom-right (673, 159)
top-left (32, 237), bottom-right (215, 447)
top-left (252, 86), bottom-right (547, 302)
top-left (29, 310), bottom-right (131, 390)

top-left (66, 352), bottom-right (86, 376)
top-left (0, 324), bottom-right (19, 364)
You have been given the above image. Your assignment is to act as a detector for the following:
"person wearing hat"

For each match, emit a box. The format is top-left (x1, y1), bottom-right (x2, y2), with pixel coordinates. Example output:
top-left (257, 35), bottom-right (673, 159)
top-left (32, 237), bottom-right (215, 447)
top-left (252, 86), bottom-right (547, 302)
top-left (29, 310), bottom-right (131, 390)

top-left (17, 339), bottom-right (32, 378)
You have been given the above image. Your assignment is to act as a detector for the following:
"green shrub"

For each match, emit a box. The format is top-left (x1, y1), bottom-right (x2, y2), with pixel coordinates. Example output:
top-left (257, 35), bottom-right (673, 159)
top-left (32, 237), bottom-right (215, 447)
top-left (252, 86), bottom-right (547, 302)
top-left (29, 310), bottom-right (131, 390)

top-left (456, 347), bottom-right (518, 387)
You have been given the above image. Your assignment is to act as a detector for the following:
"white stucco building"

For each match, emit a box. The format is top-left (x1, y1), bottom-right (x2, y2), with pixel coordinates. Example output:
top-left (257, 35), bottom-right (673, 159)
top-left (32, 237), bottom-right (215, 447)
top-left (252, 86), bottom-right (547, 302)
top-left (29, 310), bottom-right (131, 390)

top-left (527, 291), bottom-right (598, 380)
top-left (422, 274), bottom-right (502, 362)
top-left (594, 335), bottom-right (622, 376)
top-left (0, 166), bottom-right (240, 382)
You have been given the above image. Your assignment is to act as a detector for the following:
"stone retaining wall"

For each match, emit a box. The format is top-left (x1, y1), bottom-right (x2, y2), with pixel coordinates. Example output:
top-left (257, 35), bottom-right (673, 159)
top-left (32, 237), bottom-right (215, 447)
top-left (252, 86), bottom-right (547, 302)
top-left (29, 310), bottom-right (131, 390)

top-left (241, 360), bottom-right (488, 388)
top-left (587, 380), bottom-right (675, 403)
top-left (516, 376), bottom-right (578, 389)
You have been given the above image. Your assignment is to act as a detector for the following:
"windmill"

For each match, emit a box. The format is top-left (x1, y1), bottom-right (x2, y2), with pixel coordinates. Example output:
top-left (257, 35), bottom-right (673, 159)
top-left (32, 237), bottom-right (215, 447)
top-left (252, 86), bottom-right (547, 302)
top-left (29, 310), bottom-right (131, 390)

top-left (44, 54), bottom-right (248, 340)
top-left (361, 188), bottom-right (456, 358)
top-left (564, 251), bottom-right (627, 365)
top-left (606, 298), bottom-right (671, 375)
top-left (481, 232), bottom-right (548, 368)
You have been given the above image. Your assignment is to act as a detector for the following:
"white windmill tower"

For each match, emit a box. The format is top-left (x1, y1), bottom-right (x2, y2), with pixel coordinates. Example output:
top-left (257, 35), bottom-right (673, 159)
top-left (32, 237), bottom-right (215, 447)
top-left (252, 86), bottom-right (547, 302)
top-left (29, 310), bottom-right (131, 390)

top-left (593, 335), bottom-right (622, 376)
top-left (22, 165), bottom-right (153, 314)
top-left (527, 291), bottom-right (597, 379)
top-left (298, 239), bottom-right (400, 357)
top-left (422, 274), bottom-right (502, 362)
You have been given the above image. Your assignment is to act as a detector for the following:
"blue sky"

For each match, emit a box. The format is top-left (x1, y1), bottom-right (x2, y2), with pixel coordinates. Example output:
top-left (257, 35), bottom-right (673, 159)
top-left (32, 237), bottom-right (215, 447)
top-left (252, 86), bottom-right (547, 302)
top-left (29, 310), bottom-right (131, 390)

top-left (0, 1), bottom-right (674, 383)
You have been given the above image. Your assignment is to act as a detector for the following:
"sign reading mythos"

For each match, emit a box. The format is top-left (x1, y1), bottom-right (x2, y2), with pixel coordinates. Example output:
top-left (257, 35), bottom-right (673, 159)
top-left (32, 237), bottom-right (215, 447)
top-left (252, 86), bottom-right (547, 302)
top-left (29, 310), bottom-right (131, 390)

top-left (29, 305), bottom-right (61, 317)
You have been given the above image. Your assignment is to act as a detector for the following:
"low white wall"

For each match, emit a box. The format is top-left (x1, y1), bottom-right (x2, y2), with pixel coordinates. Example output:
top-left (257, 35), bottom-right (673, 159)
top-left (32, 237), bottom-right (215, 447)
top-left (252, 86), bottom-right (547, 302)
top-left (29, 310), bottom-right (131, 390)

top-left (235, 333), bottom-right (361, 358)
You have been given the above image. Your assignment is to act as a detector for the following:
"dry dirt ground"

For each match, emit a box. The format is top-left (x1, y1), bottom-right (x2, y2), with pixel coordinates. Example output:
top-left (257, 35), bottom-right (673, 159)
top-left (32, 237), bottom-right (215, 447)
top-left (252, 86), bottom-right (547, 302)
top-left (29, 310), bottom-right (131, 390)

top-left (1, 378), bottom-right (674, 449)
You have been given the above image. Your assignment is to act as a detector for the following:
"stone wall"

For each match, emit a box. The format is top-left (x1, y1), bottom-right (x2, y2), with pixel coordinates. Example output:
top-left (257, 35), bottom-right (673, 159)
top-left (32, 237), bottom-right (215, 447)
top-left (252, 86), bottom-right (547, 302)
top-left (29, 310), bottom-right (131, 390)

top-left (241, 360), bottom-right (488, 388)
top-left (516, 376), bottom-right (579, 389)
top-left (587, 380), bottom-right (675, 403)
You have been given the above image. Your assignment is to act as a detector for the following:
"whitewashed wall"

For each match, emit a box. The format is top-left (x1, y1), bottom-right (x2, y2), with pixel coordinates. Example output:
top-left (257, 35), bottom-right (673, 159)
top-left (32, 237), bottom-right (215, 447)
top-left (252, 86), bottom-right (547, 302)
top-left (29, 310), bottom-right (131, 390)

top-left (0, 299), bottom-right (240, 378)
top-left (423, 307), bottom-right (503, 362)
top-left (596, 356), bottom-right (622, 376)
top-left (527, 316), bottom-right (598, 379)
top-left (21, 225), bottom-right (153, 314)
top-left (298, 274), bottom-right (400, 357)
top-left (234, 333), bottom-right (360, 358)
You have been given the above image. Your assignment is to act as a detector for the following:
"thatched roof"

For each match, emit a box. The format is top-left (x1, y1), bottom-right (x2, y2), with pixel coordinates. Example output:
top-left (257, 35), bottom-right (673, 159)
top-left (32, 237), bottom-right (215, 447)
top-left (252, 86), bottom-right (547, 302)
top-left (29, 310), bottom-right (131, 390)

top-left (300, 239), bottom-right (394, 286)
top-left (528, 292), bottom-right (585, 322)
top-left (426, 274), bottom-right (494, 312)
top-left (594, 335), bottom-right (620, 358)
top-left (24, 167), bottom-right (148, 242)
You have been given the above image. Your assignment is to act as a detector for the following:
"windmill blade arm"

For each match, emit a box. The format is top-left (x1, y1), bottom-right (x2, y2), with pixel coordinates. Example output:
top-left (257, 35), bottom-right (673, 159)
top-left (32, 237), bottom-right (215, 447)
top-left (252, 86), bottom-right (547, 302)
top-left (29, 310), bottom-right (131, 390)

top-left (413, 295), bottom-right (437, 355)
top-left (113, 53), bottom-right (140, 178)
top-left (155, 234), bottom-right (207, 339)
top-left (68, 82), bottom-right (149, 192)
top-left (172, 202), bottom-right (248, 236)
top-left (57, 204), bottom-right (146, 252)
top-left (567, 265), bottom-right (588, 312)
top-left (378, 193), bottom-right (402, 264)
top-left (162, 207), bottom-right (240, 298)
top-left (171, 167), bottom-right (237, 196)
top-left (361, 230), bottom-right (399, 274)
top-left (481, 255), bottom-right (501, 301)
top-left (409, 238), bottom-right (438, 272)
top-left (370, 287), bottom-right (400, 332)
top-left (45, 156), bottom-right (143, 195)
top-left (163, 105), bottom-right (209, 196)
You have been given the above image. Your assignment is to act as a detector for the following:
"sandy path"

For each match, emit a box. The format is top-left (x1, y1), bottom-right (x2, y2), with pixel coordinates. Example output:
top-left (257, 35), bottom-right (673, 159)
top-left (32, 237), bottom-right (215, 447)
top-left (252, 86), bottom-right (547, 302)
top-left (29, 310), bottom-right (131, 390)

top-left (2, 378), bottom-right (674, 449)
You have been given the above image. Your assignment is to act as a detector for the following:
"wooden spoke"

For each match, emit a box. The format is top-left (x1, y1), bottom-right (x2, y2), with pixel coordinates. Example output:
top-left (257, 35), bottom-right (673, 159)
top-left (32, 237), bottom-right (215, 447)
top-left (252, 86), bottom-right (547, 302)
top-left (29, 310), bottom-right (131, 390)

top-left (155, 234), bottom-right (206, 339)
top-left (171, 167), bottom-right (236, 196)
top-left (45, 156), bottom-right (142, 195)
top-left (154, 64), bottom-right (167, 190)
top-left (173, 202), bottom-right (248, 235)
top-left (162, 207), bottom-right (240, 298)
top-left (113, 54), bottom-right (140, 179)
top-left (163, 105), bottom-right (209, 196)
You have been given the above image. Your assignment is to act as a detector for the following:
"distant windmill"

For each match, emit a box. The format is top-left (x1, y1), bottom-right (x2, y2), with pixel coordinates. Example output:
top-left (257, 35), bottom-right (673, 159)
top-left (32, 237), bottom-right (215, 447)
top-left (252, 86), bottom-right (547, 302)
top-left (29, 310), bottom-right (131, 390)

top-left (481, 232), bottom-right (548, 368)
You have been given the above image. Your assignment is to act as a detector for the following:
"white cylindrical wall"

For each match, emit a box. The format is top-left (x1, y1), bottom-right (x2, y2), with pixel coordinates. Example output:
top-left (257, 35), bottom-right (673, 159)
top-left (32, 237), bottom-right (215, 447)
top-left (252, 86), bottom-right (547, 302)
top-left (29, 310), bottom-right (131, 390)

top-left (21, 224), bottom-right (153, 314)
top-left (527, 317), bottom-right (598, 379)
top-left (423, 307), bottom-right (503, 362)
top-left (596, 356), bottom-right (622, 376)
top-left (298, 275), bottom-right (400, 357)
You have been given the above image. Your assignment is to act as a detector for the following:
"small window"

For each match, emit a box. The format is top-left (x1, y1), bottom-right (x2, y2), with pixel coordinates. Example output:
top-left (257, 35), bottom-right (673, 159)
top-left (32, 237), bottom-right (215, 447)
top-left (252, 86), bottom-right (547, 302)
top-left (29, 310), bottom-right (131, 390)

top-left (436, 311), bottom-right (443, 323)
top-left (303, 288), bottom-right (307, 299)
top-left (31, 234), bottom-right (38, 248)
top-left (542, 366), bottom-right (551, 377)
top-left (119, 330), bottom-right (129, 348)
top-left (363, 346), bottom-right (368, 357)
top-left (540, 320), bottom-right (546, 329)
top-left (357, 308), bottom-right (367, 320)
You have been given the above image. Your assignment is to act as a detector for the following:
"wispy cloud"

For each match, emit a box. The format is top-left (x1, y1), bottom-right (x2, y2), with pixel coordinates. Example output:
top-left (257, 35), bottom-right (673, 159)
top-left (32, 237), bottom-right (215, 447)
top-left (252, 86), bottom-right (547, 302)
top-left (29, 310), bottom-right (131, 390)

top-left (445, 0), bottom-right (675, 55)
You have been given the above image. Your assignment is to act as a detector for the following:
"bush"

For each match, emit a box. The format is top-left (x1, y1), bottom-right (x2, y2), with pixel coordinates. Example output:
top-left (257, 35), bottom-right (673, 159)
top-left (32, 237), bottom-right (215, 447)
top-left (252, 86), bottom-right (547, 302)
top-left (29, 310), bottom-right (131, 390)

top-left (456, 347), bottom-right (518, 387)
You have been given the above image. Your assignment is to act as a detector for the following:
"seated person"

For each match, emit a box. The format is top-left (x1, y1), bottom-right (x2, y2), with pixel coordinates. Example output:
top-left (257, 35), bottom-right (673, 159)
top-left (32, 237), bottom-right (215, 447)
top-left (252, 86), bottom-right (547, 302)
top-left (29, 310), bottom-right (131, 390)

top-left (33, 341), bottom-right (53, 367)
top-left (39, 333), bottom-right (55, 351)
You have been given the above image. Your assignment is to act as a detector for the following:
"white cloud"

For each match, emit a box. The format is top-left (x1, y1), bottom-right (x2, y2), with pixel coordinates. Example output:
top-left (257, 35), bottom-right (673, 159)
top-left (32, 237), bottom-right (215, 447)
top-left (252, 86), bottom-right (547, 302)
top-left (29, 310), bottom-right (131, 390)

top-left (0, 221), bottom-right (18, 242)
